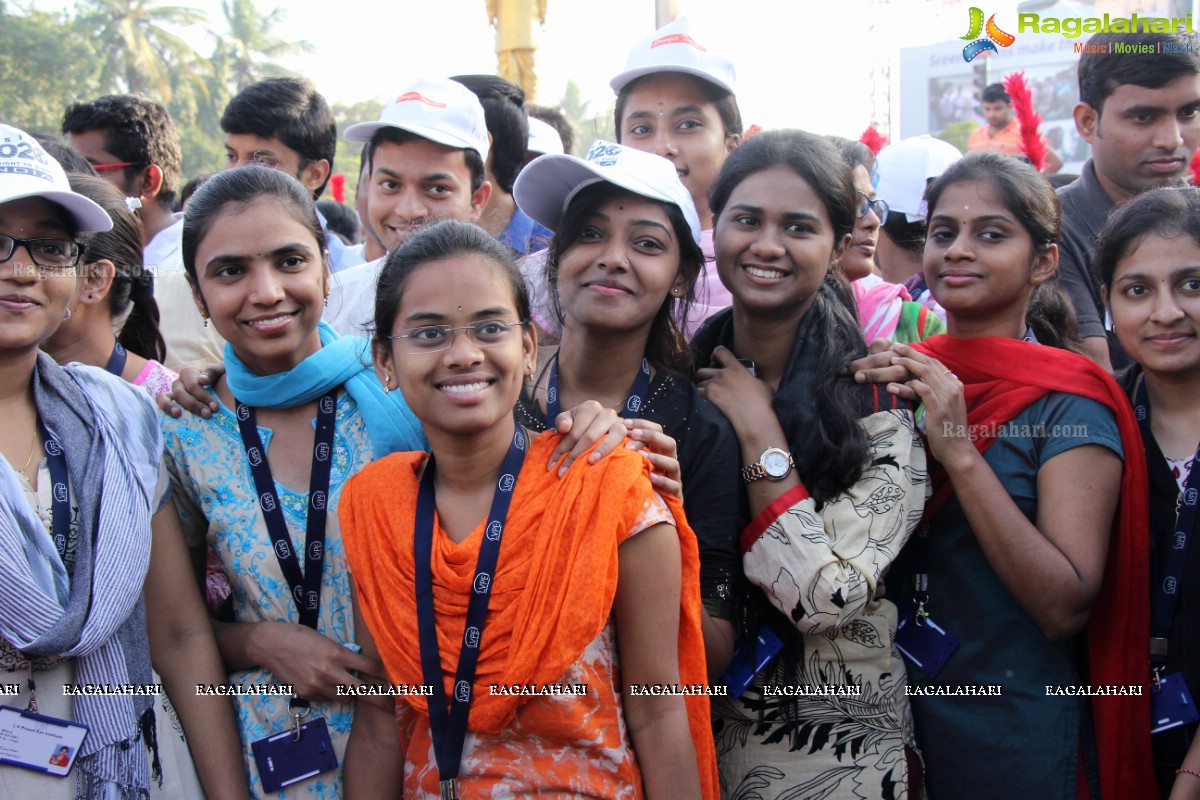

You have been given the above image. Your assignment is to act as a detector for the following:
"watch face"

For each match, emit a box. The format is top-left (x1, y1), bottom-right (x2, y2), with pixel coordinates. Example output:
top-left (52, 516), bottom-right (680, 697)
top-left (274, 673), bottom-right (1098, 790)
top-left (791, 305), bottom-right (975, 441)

top-left (764, 449), bottom-right (790, 478)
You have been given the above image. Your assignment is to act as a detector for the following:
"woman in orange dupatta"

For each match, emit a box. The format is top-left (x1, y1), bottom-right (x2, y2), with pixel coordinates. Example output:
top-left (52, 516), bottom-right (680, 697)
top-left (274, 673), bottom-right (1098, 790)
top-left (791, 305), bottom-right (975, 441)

top-left (338, 219), bottom-right (717, 800)
top-left (854, 152), bottom-right (1152, 799)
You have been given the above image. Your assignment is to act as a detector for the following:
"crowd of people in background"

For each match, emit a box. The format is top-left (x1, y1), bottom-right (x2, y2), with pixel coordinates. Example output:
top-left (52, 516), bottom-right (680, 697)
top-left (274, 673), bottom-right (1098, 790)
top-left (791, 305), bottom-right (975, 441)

top-left (1, 13), bottom-right (1200, 800)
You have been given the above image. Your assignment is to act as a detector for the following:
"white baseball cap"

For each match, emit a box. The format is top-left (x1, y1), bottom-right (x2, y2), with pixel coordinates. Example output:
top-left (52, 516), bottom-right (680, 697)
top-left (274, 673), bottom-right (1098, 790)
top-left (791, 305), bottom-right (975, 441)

top-left (527, 117), bottom-right (565, 156)
top-left (344, 78), bottom-right (490, 163)
top-left (610, 17), bottom-right (737, 96)
top-left (874, 135), bottom-right (962, 222)
top-left (0, 124), bottom-right (112, 233)
top-left (514, 139), bottom-right (700, 245)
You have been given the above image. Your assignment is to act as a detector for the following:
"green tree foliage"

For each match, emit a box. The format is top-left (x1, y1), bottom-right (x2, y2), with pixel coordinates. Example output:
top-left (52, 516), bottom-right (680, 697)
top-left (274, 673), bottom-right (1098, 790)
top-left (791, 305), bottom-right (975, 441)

top-left (0, 2), bottom-right (103, 134)
top-left (218, 0), bottom-right (314, 92)
top-left (81, 0), bottom-right (208, 102)
top-left (936, 120), bottom-right (976, 156)
top-left (0, 0), bottom-right (320, 187)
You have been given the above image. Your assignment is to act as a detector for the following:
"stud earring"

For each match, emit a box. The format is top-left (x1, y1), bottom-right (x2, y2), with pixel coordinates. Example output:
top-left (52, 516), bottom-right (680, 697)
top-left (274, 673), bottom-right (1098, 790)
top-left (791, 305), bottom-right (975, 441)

top-left (671, 287), bottom-right (680, 296)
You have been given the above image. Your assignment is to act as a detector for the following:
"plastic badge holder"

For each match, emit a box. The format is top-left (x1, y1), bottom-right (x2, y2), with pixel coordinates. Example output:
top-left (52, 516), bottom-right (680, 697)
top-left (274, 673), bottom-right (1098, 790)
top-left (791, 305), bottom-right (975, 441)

top-left (721, 624), bottom-right (785, 699)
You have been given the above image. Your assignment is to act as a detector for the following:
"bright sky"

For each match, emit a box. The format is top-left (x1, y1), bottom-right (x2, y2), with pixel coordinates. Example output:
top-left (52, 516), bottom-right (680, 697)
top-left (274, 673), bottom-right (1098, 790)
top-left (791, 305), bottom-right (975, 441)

top-left (56, 0), bottom-right (989, 138)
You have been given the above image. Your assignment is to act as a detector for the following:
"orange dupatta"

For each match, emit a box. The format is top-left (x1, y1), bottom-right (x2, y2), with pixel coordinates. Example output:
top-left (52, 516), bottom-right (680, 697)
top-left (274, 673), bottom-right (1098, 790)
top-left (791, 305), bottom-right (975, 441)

top-left (339, 432), bottom-right (718, 799)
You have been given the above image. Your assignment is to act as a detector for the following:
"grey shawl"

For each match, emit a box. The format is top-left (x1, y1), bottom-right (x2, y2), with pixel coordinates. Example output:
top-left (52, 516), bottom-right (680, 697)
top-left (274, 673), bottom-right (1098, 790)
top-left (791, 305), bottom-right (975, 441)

top-left (0, 352), bottom-right (161, 798)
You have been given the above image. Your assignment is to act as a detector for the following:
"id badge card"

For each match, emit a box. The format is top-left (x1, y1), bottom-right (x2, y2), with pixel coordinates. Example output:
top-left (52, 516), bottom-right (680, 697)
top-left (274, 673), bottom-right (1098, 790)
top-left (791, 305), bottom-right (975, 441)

top-left (895, 599), bottom-right (959, 679)
top-left (0, 705), bottom-right (88, 777)
top-left (1152, 672), bottom-right (1200, 734)
top-left (251, 716), bottom-right (338, 793)
top-left (721, 623), bottom-right (785, 699)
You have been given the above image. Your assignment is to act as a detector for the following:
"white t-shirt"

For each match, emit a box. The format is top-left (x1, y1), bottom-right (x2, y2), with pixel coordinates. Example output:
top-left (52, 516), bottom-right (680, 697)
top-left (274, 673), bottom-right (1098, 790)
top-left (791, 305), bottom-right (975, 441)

top-left (143, 213), bottom-right (184, 274)
top-left (325, 256), bottom-right (385, 337)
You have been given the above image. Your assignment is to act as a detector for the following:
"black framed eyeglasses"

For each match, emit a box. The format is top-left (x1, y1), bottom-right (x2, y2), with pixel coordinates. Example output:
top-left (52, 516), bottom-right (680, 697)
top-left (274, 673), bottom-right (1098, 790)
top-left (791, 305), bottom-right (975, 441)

top-left (386, 319), bottom-right (528, 354)
top-left (856, 191), bottom-right (889, 224)
top-left (0, 234), bottom-right (86, 273)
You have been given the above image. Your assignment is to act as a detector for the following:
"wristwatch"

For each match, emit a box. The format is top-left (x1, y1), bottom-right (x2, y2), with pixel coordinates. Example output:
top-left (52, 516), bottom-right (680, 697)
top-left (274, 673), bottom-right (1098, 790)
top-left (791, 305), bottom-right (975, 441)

top-left (741, 447), bottom-right (794, 484)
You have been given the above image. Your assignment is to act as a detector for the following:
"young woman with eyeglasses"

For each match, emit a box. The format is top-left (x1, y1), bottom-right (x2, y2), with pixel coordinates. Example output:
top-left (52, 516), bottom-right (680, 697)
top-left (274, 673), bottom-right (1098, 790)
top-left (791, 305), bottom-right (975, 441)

top-left (340, 218), bottom-right (717, 799)
top-left (0, 125), bottom-right (247, 800)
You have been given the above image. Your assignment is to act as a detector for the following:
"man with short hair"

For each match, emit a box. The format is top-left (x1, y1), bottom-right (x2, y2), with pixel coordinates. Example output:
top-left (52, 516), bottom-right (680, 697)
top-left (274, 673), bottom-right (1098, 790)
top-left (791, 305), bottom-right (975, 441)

top-left (326, 77), bottom-right (491, 335)
top-left (63, 95), bottom-right (220, 368)
top-left (452, 74), bottom-right (552, 255)
top-left (62, 94), bottom-right (183, 272)
top-left (221, 77), bottom-right (362, 272)
top-left (967, 83), bottom-right (1023, 155)
top-left (1059, 29), bottom-right (1200, 371)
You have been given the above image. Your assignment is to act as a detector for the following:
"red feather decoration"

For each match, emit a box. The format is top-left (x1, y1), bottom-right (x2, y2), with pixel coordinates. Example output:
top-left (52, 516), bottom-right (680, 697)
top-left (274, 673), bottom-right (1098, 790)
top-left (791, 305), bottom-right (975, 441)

top-left (1002, 71), bottom-right (1047, 172)
top-left (859, 126), bottom-right (888, 156)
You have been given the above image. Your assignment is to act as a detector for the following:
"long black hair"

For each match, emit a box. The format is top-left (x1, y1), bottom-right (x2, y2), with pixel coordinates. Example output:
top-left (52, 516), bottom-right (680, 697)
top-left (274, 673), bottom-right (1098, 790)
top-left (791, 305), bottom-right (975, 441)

top-left (707, 129), bottom-right (870, 502)
top-left (67, 174), bottom-right (167, 362)
top-left (545, 182), bottom-right (704, 378)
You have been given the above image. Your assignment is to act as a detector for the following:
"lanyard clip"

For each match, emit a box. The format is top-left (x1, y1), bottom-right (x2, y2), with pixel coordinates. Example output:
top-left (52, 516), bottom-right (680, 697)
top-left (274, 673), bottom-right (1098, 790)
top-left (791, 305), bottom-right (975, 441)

top-left (1152, 666), bottom-right (1164, 694)
top-left (439, 778), bottom-right (459, 800)
top-left (288, 697), bottom-right (310, 742)
top-left (912, 574), bottom-right (930, 627)
top-left (26, 669), bottom-right (37, 714)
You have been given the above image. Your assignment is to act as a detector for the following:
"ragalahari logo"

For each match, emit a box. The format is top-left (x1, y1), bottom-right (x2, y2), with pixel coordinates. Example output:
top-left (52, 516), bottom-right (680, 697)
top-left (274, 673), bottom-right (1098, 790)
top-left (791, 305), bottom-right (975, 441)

top-left (962, 7), bottom-right (1016, 62)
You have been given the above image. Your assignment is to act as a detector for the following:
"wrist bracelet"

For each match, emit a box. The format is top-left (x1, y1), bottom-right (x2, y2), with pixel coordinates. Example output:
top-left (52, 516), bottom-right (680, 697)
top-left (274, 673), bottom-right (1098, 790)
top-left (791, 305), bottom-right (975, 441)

top-left (1176, 767), bottom-right (1200, 779)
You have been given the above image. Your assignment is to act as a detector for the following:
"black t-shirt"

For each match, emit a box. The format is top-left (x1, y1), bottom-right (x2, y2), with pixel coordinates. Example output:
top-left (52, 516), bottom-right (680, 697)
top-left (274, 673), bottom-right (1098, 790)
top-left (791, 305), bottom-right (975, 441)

top-left (516, 367), bottom-right (746, 619)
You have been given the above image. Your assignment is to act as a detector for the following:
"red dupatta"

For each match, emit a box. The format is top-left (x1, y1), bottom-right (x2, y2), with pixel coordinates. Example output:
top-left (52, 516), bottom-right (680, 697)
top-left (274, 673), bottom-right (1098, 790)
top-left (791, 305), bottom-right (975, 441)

top-left (912, 335), bottom-right (1154, 800)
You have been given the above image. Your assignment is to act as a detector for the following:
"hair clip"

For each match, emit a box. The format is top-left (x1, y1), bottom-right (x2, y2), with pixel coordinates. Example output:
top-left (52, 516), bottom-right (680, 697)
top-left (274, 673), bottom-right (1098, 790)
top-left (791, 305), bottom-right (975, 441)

top-left (124, 196), bottom-right (143, 212)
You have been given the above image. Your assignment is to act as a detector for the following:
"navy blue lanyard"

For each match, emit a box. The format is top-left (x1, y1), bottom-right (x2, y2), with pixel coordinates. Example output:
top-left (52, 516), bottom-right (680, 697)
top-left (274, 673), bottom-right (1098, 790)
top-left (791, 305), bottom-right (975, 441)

top-left (414, 426), bottom-right (527, 800)
top-left (1135, 380), bottom-right (1200, 670)
top-left (104, 341), bottom-right (127, 377)
top-left (35, 418), bottom-right (70, 560)
top-left (233, 390), bottom-right (337, 631)
top-left (545, 355), bottom-right (651, 424)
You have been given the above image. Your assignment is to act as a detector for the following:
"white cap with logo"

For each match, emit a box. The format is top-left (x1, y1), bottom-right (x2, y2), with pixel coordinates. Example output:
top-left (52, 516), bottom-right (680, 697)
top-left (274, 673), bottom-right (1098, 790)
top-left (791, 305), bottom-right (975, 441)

top-left (514, 139), bottom-right (700, 245)
top-left (610, 16), bottom-right (737, 95)
top-left (0, 124), bottom-right (112, 232)
top-left (344, 77), bottom-right (491, 163)
top-left (874, 135), bottom-right (963, 222)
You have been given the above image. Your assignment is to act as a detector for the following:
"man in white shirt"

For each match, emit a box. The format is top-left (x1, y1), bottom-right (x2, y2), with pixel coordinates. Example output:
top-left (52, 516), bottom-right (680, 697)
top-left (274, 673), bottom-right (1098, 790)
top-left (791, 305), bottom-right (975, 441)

top-left (327, 78), bottom-right (492, 335)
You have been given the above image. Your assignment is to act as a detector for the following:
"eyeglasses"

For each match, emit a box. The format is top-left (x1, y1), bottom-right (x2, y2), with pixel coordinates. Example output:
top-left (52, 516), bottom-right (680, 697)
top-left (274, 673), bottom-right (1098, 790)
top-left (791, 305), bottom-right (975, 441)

top-left (856, 192), bottom-right (889, 224)
top-left (386, 319), bottom-right (528, 353)
top-left (91, 161), bottom-right (142, 172)
top-left (0, 234), bottom-right (86, 274)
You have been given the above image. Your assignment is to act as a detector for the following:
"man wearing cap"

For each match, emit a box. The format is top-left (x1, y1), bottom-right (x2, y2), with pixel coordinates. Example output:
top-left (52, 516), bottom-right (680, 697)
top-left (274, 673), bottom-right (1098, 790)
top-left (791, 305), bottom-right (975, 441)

top-left (326, 77), bottom-right (492, 336)
top-left (1059, 29), bottom-right (1200, 371)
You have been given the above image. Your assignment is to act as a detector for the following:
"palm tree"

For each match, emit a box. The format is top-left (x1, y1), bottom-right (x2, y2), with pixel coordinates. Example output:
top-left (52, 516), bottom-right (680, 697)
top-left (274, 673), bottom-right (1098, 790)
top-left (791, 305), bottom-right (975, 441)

top-left (81, 0), bottom-right (207, 103)
top-left (218, 0), bottom-right (313, 92)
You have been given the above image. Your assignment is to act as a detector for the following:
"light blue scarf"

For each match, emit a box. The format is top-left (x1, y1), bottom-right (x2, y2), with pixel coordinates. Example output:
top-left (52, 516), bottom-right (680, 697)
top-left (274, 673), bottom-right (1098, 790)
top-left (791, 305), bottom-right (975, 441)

top-left (224, 321), bottom-right (426, 454)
